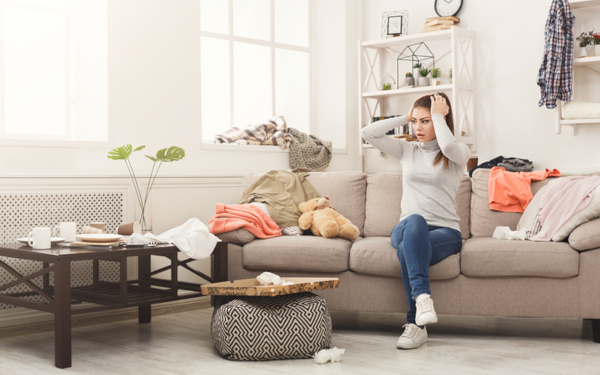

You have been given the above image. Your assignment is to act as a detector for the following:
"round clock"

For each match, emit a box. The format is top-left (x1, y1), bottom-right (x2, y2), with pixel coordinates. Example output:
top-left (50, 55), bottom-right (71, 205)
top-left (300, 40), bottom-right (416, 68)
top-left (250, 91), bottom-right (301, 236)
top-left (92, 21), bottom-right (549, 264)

top-left (434, 0), bottom-right (463, 17)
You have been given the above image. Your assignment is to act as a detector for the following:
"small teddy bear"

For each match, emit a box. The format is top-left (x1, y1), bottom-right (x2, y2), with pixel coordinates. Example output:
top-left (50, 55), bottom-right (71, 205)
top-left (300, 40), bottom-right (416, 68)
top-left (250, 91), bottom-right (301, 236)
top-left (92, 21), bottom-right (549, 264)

top-left (298, 197), bottom-right (359, 241)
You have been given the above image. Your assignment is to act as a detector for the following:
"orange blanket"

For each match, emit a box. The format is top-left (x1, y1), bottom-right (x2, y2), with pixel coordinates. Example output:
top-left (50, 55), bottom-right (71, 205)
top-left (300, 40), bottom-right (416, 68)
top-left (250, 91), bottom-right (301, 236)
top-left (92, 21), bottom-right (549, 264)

top-left (208, 203), bottom-right (281, 238)
top-left (488, 167), bottom-right (561, 213)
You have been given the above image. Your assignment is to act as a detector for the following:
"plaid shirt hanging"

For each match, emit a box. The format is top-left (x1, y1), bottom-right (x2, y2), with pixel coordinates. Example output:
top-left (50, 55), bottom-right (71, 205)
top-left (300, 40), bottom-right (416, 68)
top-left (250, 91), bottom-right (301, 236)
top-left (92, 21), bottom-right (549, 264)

top-left (537, 0), bottom-right (575, 109)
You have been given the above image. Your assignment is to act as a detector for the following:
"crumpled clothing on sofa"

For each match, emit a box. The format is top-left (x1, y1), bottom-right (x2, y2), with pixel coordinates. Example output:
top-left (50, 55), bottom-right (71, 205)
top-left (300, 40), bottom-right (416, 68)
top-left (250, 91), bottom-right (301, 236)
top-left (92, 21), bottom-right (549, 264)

top-left (239, 168), bottom-right (320, 229)
top-left (469, 155), bottom-right (534, 177)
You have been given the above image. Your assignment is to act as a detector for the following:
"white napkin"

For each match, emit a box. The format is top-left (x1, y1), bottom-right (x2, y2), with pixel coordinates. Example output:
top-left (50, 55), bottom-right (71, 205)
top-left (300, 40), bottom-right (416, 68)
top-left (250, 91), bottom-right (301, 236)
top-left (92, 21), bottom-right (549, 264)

top-left (492, 226), bottom-right (528, 240)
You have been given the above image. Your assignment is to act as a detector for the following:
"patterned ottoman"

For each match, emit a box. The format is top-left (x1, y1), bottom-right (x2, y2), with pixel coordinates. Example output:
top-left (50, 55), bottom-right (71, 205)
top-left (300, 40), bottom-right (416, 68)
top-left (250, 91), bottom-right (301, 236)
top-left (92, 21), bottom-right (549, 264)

top-left (211, 292), bottom-right (332, 360)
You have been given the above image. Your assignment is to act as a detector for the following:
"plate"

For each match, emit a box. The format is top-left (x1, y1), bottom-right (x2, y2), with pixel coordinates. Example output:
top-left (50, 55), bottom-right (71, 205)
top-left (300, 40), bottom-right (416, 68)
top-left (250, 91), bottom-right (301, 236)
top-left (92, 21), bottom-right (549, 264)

top-left (17, 237), bottom-right (66, 244)
top-left (76, 234), bottom-right (124, 243)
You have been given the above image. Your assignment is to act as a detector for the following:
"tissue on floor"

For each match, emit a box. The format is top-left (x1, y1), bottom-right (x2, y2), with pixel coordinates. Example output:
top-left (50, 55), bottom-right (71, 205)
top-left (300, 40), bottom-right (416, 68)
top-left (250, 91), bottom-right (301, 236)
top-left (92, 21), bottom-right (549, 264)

top-left (313, 347), bottom-right (345, 364)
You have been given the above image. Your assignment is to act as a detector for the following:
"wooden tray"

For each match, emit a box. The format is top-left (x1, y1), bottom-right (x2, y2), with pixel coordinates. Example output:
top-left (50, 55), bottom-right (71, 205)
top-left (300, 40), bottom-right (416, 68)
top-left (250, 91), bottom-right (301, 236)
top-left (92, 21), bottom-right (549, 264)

top-left (201, 277), bottom-right (339, 297)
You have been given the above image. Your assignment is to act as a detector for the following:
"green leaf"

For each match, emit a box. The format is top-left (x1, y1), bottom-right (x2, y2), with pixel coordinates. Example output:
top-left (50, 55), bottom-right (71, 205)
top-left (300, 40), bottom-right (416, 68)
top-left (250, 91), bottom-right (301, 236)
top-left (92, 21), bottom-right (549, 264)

top-left (134, 145), bottom-right (146, 152)
top-left (107, 144), bottom-right (133, 160)
top-left (155, 146), bottom-right (185, 162)
top-left (145, 155), bottom-right (159, 162)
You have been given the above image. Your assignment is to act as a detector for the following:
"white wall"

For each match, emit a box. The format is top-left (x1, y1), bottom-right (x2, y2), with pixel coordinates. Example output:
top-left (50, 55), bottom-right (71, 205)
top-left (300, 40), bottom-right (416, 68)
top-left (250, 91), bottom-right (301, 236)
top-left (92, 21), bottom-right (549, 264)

top-left (361, 0), bottom-right (600, 174)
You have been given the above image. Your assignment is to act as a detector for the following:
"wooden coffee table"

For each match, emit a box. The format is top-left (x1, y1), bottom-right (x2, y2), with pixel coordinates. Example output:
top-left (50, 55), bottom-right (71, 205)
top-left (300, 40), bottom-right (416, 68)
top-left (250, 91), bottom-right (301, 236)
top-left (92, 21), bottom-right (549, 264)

top-left (0, 241), bottom-right (228, 369)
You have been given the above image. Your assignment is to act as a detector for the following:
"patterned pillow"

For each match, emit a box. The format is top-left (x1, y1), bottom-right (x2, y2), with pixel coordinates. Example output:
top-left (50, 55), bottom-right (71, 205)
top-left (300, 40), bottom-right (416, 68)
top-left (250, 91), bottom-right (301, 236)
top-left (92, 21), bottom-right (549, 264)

top-left (517, 185), bottom-right (548, 239)
top-left (212, 292), bottom-right (332, 360)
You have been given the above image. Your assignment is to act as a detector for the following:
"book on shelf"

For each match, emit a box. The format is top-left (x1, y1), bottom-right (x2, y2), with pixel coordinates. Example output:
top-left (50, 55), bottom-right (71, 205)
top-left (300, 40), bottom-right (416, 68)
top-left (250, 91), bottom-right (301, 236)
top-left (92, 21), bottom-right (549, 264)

top-left (426, 16), bottom-right (460, 23)
top-left (424, 19), bottom-right (456, 27)
top-left (421, 24), bottom-right (453, 33)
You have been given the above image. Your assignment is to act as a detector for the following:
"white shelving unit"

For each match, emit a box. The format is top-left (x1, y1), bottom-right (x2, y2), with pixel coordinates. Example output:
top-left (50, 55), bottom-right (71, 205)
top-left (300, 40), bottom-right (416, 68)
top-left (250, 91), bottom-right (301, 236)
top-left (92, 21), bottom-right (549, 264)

top-left (555, 0), bottom-right (600, 134)
top-left (358, 27), bottom-right (476, 154)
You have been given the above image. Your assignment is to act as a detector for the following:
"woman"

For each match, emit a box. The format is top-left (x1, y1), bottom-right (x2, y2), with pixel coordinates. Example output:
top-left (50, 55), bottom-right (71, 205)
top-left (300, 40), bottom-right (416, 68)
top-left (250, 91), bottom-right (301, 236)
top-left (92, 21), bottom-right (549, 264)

top-left (360, 93), bottom-right (470, 350)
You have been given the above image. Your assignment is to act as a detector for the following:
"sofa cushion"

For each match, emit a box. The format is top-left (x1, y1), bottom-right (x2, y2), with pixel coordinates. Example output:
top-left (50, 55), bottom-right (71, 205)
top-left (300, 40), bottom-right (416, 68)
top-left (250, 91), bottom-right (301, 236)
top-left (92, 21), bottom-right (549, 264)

top-left (349, 237), bottom-right (461, 280)
top-left (242, 236), bottom-right (351, 273)
top-left (569, 218), bottom-right (600, 251)
top-left (461, 237), bottom-right (579, 278)
top-left (364, 174), bottom-right (471, 240)
top-left (244, 171), bottom-right (367, 236)
top-left (215, 228), bottom-right (255, 245)
top-left (470, 169), bottom-right (555, 237)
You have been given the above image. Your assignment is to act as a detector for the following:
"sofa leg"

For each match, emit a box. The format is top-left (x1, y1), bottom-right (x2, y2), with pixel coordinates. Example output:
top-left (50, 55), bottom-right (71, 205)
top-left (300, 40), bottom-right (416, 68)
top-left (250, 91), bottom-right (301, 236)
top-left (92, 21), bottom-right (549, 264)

top-left (593, 320), bottom-right (600, 343)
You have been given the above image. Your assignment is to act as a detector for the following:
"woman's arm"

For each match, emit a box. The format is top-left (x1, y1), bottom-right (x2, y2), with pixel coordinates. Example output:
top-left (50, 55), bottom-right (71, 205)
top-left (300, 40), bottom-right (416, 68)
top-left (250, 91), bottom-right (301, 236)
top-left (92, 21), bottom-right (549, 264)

top-left (431, 113), bottom-right (471, 167)
top-left (360, 116), bottom-right (412, 159)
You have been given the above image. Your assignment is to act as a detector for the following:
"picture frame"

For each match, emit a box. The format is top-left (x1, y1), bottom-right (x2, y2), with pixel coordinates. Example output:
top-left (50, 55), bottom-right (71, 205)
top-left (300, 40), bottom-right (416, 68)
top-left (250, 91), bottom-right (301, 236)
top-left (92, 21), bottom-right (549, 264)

top-left (381, 10), bottom-right (408, 39)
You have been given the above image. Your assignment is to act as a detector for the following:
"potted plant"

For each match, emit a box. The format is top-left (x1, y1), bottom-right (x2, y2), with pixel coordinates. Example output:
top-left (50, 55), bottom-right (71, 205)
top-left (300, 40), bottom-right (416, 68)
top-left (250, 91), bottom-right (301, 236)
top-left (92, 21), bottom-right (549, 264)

top-left (576, 31), bottom-right (594, 57)
top-left (412, 62), bottom-right (422, 85)
top-left (449, 68), bottom-right (453, 84)
top-left (108, 145), bottom-right (185, 232)
top-left (594, 33), bottom-right (600, 56)
top-left (404, 72), bottom-right (415, 87)
top-left (382, 73), bottom-right (396, 90)
top-left (418, 67), bottom-right (431, 87)
top-left (431, 68), bottom-right (441, 86)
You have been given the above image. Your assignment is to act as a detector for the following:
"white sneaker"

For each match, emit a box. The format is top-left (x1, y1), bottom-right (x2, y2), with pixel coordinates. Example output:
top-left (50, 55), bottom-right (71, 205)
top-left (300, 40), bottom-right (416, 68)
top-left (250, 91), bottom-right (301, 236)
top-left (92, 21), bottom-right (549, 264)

top-left (415, 294), bottom-right (438, 326)
top-left (396, 324), bottom-right (427, 349)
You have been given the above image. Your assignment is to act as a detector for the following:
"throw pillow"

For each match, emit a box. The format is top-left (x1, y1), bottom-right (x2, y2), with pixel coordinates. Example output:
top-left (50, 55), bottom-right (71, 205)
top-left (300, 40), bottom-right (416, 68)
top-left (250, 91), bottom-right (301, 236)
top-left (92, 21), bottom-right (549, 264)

top-left (568, 218), bottom-right (600, 251)
top-left (215, 228), bottom-right (255, 245)
top-left (517, 184), bottom-right (548, 239)
top-left (552, 185), bottom-right (600, 241)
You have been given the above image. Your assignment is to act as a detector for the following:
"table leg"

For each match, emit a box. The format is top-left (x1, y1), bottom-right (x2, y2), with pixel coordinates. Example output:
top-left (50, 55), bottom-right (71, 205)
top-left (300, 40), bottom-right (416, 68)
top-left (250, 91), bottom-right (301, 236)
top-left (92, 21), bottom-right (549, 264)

top-left (54, 258), bottom-right (72, 369)
top-left (138, 255), bottom-right (151, 324)
top-left (211, 242), bottom-right (228, 306)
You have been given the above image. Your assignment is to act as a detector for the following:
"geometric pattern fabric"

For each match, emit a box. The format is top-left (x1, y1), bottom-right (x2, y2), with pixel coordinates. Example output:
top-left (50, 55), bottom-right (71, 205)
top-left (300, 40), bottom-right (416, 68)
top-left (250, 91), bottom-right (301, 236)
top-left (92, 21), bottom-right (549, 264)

top-left (211, 292), bottom-right (332, 360)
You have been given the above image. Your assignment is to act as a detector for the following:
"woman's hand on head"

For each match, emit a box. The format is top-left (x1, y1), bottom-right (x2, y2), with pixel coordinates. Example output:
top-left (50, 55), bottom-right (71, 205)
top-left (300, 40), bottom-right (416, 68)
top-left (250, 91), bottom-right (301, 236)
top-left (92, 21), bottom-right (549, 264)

top-left (431, 94), bottom-right (449, 117)
top-left (406, 94), bottom-right (429, 123)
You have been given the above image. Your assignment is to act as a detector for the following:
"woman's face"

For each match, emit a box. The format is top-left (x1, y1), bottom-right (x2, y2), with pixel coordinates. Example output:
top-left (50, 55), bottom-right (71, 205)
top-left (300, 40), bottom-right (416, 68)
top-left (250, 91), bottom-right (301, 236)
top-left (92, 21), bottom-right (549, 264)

top-left (411, 107), bottom-right (437, 143)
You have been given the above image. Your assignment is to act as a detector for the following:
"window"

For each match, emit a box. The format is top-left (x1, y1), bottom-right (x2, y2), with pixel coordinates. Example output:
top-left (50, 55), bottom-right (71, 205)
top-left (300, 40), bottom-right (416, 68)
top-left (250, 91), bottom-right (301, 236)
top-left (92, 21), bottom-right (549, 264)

top-left (200, 0), bottom-right (311, 143)
top-left (0, 0), bottom-right (108, 142)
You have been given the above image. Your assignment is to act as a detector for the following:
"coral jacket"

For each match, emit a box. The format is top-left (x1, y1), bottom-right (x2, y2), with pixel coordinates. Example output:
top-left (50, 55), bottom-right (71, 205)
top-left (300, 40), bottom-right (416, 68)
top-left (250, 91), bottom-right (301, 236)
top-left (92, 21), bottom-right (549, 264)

top-left (488, 167), bottom-right (561, 213)
top-left (208, 203), bottom-right (281, 238)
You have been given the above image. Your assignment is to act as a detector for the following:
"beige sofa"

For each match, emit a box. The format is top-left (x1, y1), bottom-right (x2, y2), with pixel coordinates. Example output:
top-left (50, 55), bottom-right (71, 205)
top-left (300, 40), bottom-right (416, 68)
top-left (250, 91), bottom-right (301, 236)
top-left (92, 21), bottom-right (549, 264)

top-left (226, 169), bottom-right (600, 342)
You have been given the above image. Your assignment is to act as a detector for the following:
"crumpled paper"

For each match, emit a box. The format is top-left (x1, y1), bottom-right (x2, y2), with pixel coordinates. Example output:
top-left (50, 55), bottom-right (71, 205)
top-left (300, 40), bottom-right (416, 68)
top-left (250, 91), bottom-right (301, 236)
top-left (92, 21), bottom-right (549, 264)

top-left (313, 347), bottom-right (345, 364)
top-left (256, 272), bottom-right (294, 286)
top-left (492, 226), bottom-right (528, 241)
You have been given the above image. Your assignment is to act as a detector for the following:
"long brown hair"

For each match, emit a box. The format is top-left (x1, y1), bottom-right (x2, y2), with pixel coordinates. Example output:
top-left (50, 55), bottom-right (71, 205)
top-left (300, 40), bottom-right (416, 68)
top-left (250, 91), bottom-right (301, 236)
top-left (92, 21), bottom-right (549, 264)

top-left (413, 92), bottom-right (454, 170)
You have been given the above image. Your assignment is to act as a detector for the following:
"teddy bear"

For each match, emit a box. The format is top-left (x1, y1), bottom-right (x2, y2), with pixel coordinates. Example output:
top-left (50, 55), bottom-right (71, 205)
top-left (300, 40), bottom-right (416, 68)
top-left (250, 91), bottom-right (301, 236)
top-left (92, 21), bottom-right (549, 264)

top-left (298, 197), bottom-right (359, 241)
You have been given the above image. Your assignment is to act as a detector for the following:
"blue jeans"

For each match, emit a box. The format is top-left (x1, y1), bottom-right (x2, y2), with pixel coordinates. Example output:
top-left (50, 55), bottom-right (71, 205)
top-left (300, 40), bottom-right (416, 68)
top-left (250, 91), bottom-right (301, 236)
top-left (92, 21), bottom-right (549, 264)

top-left (391, 214), bottom-right (463, 325)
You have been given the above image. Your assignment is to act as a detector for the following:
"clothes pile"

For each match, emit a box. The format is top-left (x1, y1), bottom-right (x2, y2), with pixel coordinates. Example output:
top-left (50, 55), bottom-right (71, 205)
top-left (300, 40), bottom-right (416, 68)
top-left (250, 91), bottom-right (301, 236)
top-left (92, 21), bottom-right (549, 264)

top-left (488, 166), bottom-right (561, 213)
top-left (214, 116), bottom-right (293, 149)
top-left (214, 116), bottom-right (333, 171)
top-left (208, 169), bottom-right (321, 241)
top-left (469, 156), bottom-right (534, 177)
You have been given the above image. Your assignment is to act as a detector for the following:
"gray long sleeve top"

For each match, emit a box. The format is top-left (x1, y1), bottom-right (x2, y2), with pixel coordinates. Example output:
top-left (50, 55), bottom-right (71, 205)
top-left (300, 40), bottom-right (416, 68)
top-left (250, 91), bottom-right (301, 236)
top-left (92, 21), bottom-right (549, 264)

top-left (361, 114), bottom-right (470, 232)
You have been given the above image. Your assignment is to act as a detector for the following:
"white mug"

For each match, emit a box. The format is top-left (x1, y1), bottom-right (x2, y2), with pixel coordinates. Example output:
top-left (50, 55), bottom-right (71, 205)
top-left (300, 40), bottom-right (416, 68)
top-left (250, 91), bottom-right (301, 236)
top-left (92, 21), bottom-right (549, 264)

top-left (28, 227), bottom-right (52, 250)
top-left (54, 222), bottom-right (77, 242)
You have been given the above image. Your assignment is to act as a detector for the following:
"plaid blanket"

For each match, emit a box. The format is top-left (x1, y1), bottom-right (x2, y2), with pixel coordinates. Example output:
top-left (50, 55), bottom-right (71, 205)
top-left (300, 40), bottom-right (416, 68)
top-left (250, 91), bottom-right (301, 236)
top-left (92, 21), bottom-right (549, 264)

top-left (214, 116), bottom-right (293, 149)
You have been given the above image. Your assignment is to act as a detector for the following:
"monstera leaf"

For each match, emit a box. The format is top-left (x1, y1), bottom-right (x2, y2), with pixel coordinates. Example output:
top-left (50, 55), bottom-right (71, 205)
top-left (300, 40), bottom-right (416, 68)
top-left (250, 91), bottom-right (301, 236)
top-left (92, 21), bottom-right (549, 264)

top-left (146, 146), bottom-right (185, 163)
top-left (107, 144), bottom-right (145, 160)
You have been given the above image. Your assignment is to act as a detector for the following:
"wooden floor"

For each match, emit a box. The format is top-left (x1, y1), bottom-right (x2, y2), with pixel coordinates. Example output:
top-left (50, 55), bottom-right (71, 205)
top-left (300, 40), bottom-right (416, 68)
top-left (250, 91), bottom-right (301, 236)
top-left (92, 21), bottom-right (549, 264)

top-left (0, 307), bottom-right (599, 374)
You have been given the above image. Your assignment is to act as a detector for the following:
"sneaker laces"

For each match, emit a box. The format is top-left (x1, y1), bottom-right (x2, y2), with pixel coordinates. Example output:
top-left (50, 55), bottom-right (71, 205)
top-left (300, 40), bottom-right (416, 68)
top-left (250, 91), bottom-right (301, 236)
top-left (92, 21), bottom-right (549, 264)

top-left (400, 324), bottom-right (418, 340)
top-left (416, 296), bottom-right (434, 314)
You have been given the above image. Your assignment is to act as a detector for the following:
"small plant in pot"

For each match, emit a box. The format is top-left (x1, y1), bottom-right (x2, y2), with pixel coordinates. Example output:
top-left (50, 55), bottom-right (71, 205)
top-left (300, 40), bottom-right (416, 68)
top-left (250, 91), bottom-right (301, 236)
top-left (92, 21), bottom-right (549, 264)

top-left (594, 33), bottom-right (600, 56)
top-left (431, 68), bottom-right (441, 86)
top-left (404, 72), bottom-right (415, 87)
top-left (412, 62), bottom-right (422, 86)
top-left (576, 31), bottom-right (594, 57)
top-left (418, 67), bottom-right (431, 87)
top-left (449, 68), bottom-right (453, 84)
